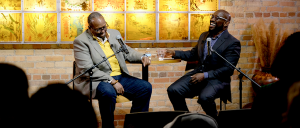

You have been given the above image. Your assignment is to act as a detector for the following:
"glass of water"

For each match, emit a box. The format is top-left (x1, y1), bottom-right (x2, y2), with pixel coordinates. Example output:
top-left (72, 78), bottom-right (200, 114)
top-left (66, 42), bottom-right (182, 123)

top-left (157, 48), bottom-right (165, 61)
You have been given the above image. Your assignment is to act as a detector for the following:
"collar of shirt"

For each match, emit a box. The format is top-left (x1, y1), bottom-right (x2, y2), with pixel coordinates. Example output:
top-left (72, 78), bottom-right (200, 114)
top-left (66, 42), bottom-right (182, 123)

top-left (97, 32), bottom-right (110, 44)
top-left (209, 30), bottom-right (225, 40)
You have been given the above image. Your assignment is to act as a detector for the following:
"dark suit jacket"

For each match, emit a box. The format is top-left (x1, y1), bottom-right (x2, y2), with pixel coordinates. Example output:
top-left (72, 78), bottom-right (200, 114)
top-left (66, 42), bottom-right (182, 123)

top-left (173, 30), bottom-right (241, 102)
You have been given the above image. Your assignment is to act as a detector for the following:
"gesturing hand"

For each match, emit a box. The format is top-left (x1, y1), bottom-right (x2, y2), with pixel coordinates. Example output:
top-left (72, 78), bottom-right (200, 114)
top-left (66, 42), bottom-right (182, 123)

top-left (113, 82), bottom-right (124, 95)
top-left (165, 49), bottom-right (175, 58)
top-left (189, 73), bottom-right (205, 84)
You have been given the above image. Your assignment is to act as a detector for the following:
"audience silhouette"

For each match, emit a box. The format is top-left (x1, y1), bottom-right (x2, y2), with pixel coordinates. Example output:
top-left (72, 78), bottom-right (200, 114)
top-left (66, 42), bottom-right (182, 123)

top-left (0, 63), bottom-right (29, 128)
top-left (282, 81), bottom-right (300, 128)
top-left (29, 83), bottom-right (98, 128)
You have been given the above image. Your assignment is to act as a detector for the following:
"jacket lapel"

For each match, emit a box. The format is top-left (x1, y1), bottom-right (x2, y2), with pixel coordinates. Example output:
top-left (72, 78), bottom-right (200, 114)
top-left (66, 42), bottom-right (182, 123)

top-left (199, 32), bottom-right (209, 63)
top-left (108, 30), bottom-right (126, 68)
top-left (85, 30), bottom-right (112, 69)
top-left (212, 30), bottom-right (229, 51)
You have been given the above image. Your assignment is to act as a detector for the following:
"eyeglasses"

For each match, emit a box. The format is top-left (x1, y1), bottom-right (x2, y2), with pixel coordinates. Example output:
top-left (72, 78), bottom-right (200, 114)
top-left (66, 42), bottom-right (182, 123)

top-left (210, 14), bottom-right (227, 21)
top-left (90, 24), bottom-right (109, 32)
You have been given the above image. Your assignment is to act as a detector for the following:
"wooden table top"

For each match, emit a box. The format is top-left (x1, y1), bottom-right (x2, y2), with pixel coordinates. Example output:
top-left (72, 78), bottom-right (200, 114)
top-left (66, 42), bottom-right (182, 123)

top-left (150, 58), bottom-right (181, 64)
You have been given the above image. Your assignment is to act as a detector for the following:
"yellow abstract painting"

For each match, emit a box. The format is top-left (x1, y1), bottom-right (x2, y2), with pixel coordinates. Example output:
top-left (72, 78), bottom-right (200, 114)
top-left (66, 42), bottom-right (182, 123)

top-left (159, 0), bottom-right (188, 11)
top-left (0, 13), bottom-right (22, 42)
top-left (190, 13), bottom-right (211, 40)
top-left (24, 13), bottom-right (57, 42)
top-left (190, 0), bottom-right (218, 11)
top-left (126, 0), bottom-right (155, 11)
top-left (159, 13), bottom-right (188, 40)
top-left (102, 13), bottom-right (125, 38)
top-left (126, 13), bottom-right (155, 40)
top-left (61, 0), bottom-right (92, 11)
top-left (94, 0), bottom-right (124, 11)
top-left (61, 13), bottom-right (89, 41)
top-left (0, 0), bottom-right (21, 10)
top-left (24, 0), bottom-right (56, 11)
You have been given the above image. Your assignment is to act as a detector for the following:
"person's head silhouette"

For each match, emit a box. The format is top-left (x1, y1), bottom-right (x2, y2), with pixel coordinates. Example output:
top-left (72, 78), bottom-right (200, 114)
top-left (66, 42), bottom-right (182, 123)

top-left (0, 63), bottom-right (29, 128)
top-left (29, 83), bottom-right (98, 128)
top-left (271, 32), bottom-right (300, 82)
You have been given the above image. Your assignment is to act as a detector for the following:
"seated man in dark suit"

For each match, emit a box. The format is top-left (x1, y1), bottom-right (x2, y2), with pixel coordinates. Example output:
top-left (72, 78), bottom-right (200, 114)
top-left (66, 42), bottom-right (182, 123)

top-left (164, 9), bottom-right (241, 119)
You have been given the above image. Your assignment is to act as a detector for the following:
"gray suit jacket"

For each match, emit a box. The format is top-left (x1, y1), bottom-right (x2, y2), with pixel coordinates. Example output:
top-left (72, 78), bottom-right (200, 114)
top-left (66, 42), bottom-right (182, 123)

top-left (73, 29), bottom-right (143, 98)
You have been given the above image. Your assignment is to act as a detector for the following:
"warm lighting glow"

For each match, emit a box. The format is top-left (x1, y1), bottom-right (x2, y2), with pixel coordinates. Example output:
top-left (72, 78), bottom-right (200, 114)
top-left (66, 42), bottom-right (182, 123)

top-left (24, 13), bottom-right (57, 42)
top-left (24, 0), bottom-right (56, 11)
top-left (102, 13), bottom-right (125, 38)
top-left (126, 0), bottom-right (155, 11)
top-left (190, 0), bottom-right (218, 11)
top-left (159, 0), bottom-right (188, 11)
top-left (0, 13), bottom-right (22, 41)
top-left (0, 0), bottom-right (21, 10)
top-left (61, 0), bottom-right (92, 11)
top-left (126, 13), bottom-right (156, 40)
top-left (190, 14), bottom-right (211, 40)
top-left (61, 13), bottom-right (89, 41)
top-left (159, 13), bottom-right (188, 40)
top-left (94, 0), bottom-right (124, 11)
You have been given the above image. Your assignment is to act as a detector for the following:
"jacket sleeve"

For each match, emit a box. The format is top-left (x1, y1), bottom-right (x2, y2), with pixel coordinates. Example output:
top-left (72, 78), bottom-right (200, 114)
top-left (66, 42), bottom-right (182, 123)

top-left (123, 45), bottom-right (144, 63)
top-left (73, 38), bottom-right (113, 82)
top-left (173, 44), bottom-right (199, 61)
top-left (207, 40), bottom-right (241, 79)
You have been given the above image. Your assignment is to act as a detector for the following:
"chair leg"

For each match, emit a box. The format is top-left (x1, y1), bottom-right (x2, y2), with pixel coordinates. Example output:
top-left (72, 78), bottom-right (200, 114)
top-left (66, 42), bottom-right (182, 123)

top-left (73, 61), bottom-right (76, 90)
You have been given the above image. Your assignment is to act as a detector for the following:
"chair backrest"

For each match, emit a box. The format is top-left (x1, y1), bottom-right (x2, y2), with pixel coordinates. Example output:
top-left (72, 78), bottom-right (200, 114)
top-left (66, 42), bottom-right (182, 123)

top-left (73, 61), bottom-right (76, 90)
top-left (164, 113), bottom-right (218, 128)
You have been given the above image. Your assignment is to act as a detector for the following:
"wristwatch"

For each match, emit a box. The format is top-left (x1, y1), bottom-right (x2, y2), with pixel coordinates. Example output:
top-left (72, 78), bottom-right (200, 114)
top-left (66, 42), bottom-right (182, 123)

top-left (108, 79), bottom-right (112, 83)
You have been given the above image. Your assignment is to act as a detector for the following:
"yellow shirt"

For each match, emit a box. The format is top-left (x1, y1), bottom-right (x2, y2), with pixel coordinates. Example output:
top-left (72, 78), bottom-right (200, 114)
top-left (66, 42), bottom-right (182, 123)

top-left (93, 34), bottom-right (122, 76)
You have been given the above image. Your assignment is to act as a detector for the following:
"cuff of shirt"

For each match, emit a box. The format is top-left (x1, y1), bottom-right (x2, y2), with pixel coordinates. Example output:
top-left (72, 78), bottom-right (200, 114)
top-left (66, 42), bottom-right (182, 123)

top-left (141, 54), bottom-right (146, 61)
top-left (204, 72), bottom-right (208, 79)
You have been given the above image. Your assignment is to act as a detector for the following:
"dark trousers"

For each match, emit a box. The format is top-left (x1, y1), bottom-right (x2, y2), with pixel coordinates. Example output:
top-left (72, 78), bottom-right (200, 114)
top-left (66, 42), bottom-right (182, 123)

top-left (96, 74), bottom-right (152, 128)
top-left (167, 71), bottom-right (221, 119)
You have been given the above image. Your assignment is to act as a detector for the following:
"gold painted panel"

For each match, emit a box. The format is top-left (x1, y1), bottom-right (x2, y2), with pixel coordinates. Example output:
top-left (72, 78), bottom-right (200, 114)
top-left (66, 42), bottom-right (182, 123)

top-left (0, 13), bottom-right (22, 42)
top-left (61, 13), bottom-right (89, 41)
top-left (126, 0), bottom-right (155, 11)
top-left (61, 0), bottom-right (92, 11)
top-left (24, 0), bottom-right (56, 11)
top-left (159, 0), bottom-right (188, 11)
top-left (0, 0), bottom-right (21, 10)
top-left (24, 13), bottom-right (57, 42)
top-left (94, 0), bottom-right (124, 11)
top-left (190, 0), bottom-right (218, 11)
top-left (102, 13), bottom-right (125, 38)
top-left (126, 13), bottom-right (155, 40)
top-left (159, 13), bottom-right (188, 40)
top-left (190, 13), bottom-right (211, 40)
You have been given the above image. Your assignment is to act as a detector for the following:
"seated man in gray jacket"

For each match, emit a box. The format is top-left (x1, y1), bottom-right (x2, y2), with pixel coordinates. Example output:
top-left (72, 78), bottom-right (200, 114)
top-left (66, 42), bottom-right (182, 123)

top-left (73, 12), bottom-right (152, 128)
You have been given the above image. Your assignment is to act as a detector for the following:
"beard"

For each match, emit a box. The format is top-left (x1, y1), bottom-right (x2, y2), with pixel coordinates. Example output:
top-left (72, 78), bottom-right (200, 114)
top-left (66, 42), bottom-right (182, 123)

top-left (209, 25), bottom-right (223, 35)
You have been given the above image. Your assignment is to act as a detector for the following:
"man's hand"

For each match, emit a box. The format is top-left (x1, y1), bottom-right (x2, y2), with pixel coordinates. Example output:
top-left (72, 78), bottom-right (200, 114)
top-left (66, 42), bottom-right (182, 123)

top-left (190, 73), bottom-right (205, 84)
top-left (165, 49), bottom-right (175, 57)
top-left (113, 82), bottom-right (124, 95)
top-left (142, 56), bottom-right (151, 67)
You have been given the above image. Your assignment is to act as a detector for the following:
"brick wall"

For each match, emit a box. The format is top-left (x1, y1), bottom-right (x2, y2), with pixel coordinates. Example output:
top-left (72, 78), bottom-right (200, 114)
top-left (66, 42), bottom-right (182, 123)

top-left (0, 0), bottom-right (299, 127)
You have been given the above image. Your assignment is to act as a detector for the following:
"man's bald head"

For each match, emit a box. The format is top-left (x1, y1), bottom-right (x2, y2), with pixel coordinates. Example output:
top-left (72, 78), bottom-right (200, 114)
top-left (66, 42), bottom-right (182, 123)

top-left (215, 10), bottom-right (231, 22)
